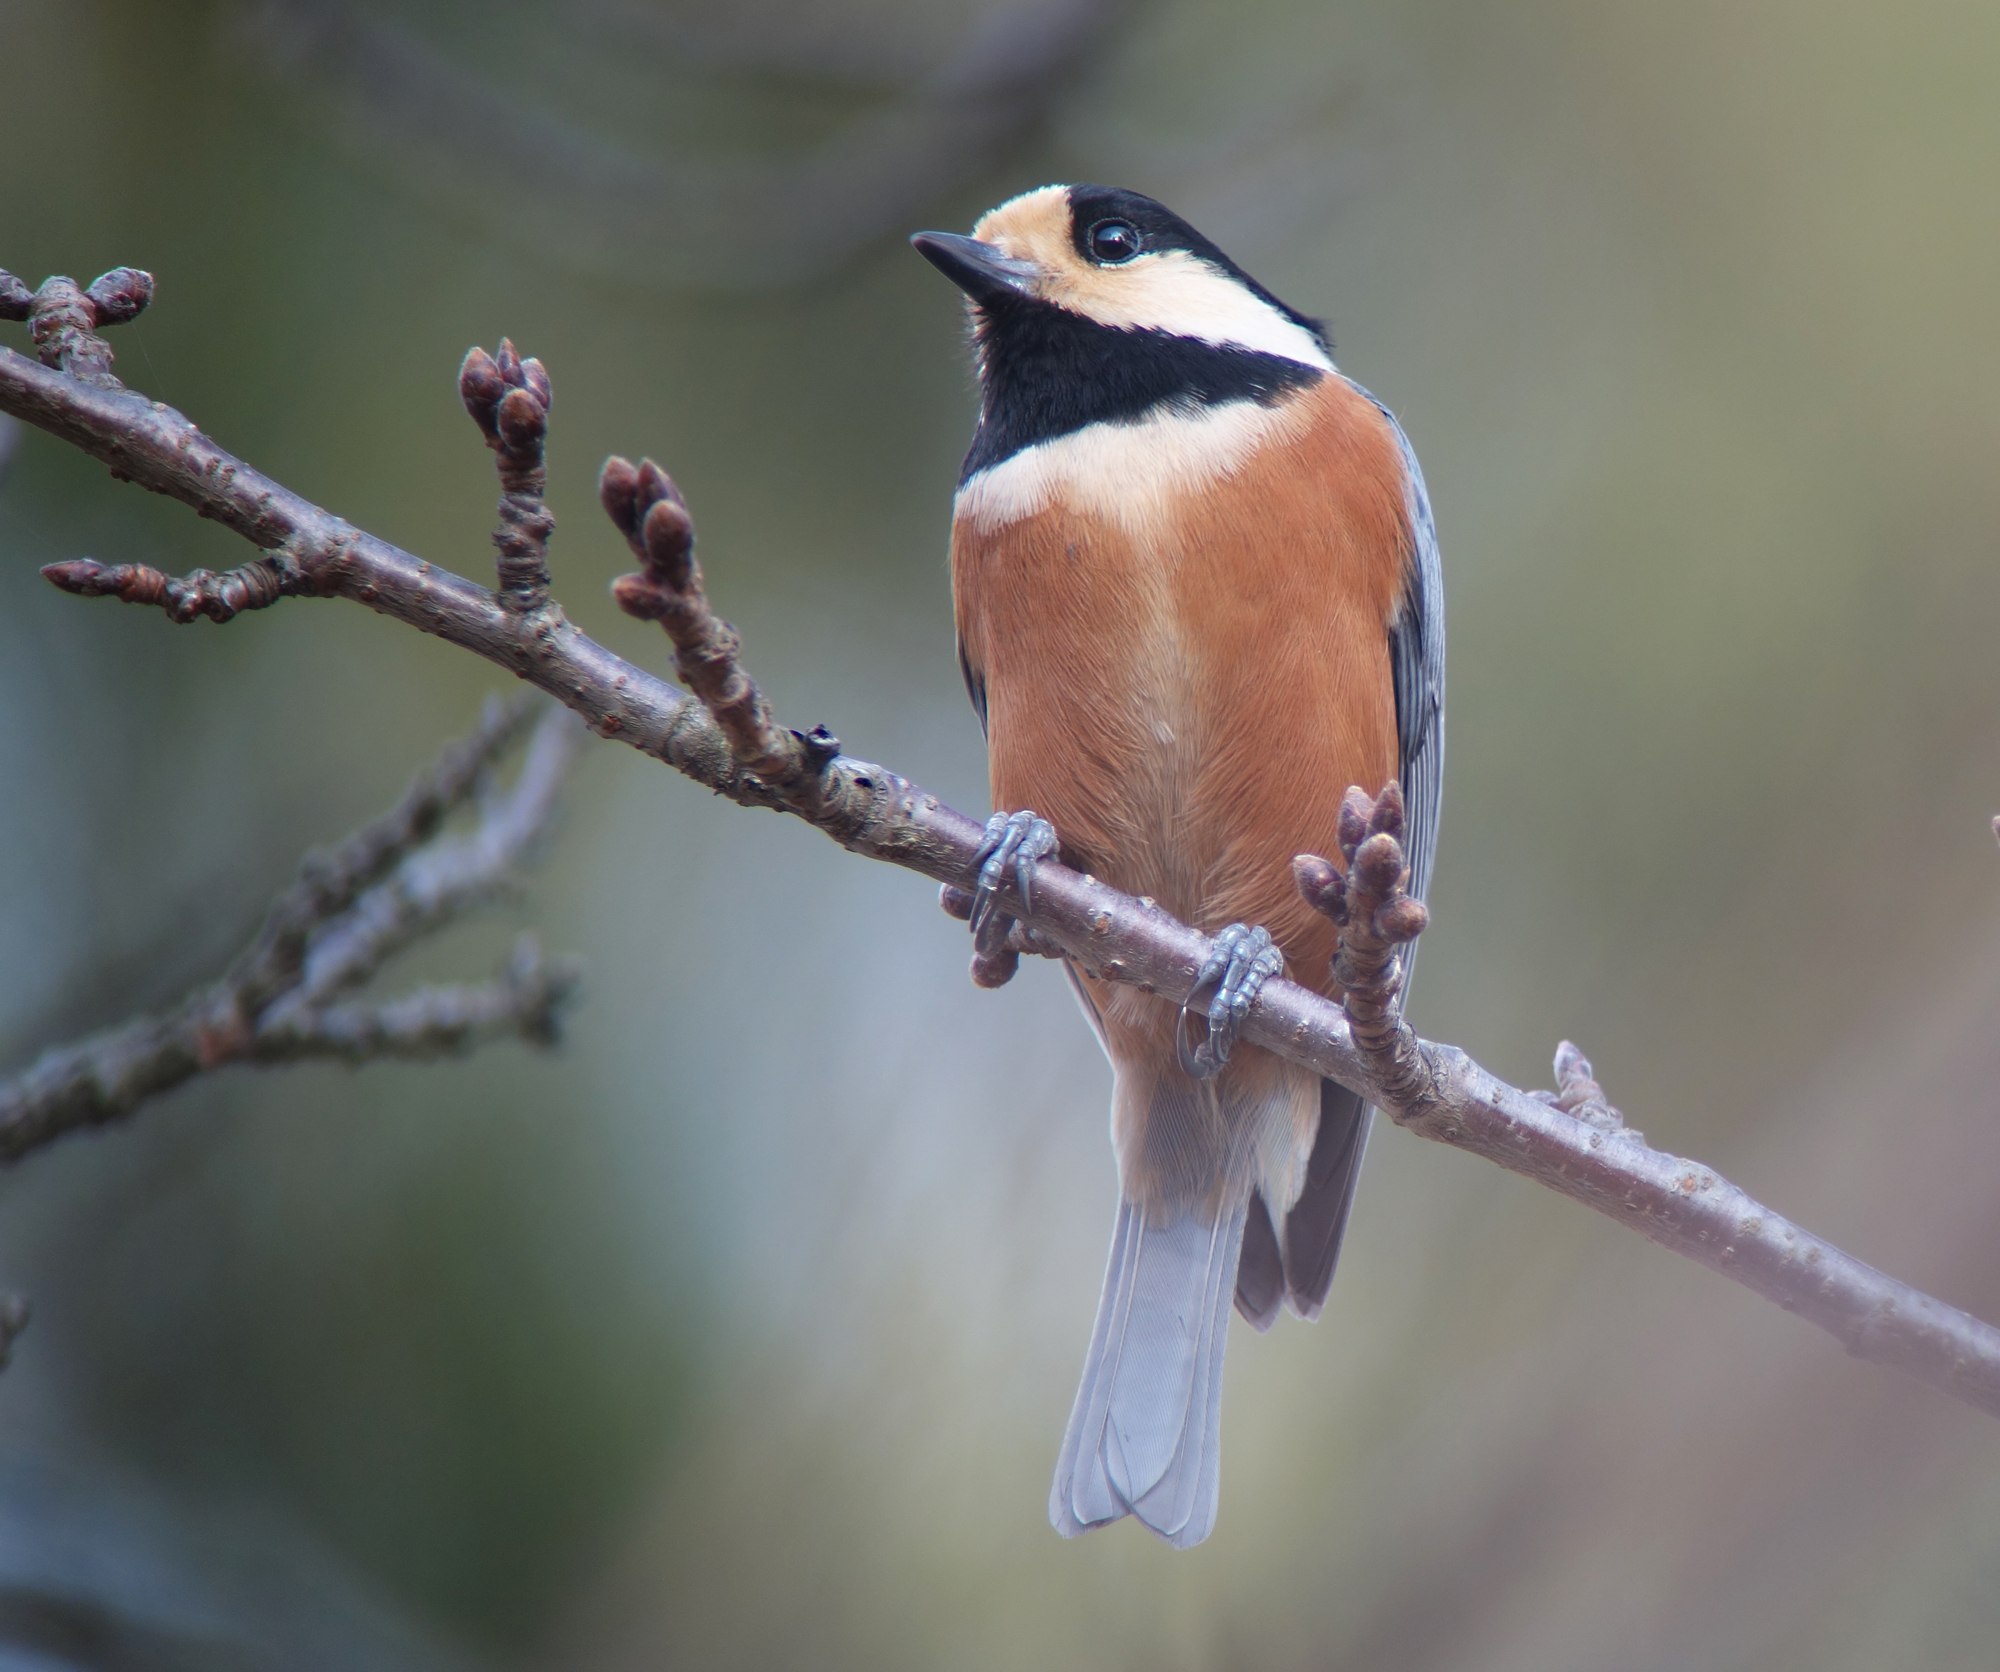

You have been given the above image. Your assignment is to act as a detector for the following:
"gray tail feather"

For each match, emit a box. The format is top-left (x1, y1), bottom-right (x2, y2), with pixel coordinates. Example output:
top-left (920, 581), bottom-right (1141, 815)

top-left (1278, 1080), bottom-right (1374, 1318)
top-left (1234, 1191), bottom-right (1286, 1332)
top-left (1050, 1194), bottom-right (1248, 1548)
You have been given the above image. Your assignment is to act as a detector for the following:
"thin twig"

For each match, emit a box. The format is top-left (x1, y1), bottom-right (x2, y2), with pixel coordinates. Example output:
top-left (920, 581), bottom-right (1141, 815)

top-left (460, 339), bottom-right (556, 612)
top-left (0, 697), bottom-right (584, 1164)
top-left (227, 694), bottom-right (537, 1017)
top-left (42, 554), bottom-right (294, 623)
top-left (234, 0), bottom-right (1140, 289)
top-left (249, 936), bottom-right (575, 1062)
top-left (279, 699), bottom-right (583, 1012)
top-left (5, 280), bottom-right (2000, 1424)
top-left (600, 453), bottom-right (841, 806)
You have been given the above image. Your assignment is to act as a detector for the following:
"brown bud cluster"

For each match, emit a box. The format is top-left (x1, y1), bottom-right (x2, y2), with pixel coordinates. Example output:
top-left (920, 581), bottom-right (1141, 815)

top-left (1298, 779), bottom-right (1432, 1102)
top-left (459, 338), bottom-right (551, 470)
top-left (602, 456), bottom-right (698, 623)
top-left (461, 340), bottom-right (556, 609)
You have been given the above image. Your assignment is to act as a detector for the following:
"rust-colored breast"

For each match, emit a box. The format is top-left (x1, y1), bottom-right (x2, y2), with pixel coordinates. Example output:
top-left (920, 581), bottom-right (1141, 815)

top-left (952, 375), bottom-right (1412, 1000)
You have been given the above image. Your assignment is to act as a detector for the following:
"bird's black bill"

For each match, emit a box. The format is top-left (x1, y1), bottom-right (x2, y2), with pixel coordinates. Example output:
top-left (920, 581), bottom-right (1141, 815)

top-left (910, 232), bottom-right (1040, 303)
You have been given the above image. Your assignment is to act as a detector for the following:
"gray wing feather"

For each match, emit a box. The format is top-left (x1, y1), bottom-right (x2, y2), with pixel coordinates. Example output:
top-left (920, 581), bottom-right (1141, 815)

top-left (1275, 386), bottom-right (1444, 1318)
top-left (1381, 398), bottom-right (1445, 913)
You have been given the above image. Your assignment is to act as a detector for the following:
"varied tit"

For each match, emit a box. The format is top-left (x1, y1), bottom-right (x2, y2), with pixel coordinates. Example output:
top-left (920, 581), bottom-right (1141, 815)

top-left (912, 184), bottom-right (1443, 1549)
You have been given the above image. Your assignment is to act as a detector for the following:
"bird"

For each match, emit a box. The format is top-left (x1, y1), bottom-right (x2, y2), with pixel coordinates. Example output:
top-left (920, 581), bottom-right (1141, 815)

top-left (911, 184), bottom-right (1443, 1548)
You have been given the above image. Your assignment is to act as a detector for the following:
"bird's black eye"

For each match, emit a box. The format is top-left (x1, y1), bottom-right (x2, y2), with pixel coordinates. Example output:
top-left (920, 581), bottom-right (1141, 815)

top-left (1085, 219), bottom-right (1142, 265)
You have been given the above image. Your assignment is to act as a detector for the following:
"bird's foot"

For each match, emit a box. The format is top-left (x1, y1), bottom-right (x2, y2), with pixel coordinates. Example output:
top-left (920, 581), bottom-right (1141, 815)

top-left (1177, 923), bottom-right (1284, 1080)
top-left (941, 811), bottom-right (1058, 986)
top-left (968, 810), bottom-right (1058, 954)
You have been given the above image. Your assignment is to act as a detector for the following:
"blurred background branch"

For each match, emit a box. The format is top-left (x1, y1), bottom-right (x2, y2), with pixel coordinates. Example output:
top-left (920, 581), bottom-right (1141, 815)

top-left (230, 0), bottom-right (1147, 288)
top-left (0, 694), bottom-right (583, 1167)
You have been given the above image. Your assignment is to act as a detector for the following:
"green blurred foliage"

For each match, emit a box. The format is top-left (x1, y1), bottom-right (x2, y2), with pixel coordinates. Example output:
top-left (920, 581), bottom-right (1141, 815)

top-left (3, 0), bottom-right (2000, 1666)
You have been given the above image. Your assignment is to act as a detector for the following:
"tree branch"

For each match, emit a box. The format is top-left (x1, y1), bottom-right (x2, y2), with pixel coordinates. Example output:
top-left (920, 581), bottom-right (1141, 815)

top-left (248, 936), bottom-right (572, 1063)
top-left (5, 267), bottom-right (1999, 1422)
top-left (0, 694), bottom-right (585, 1164)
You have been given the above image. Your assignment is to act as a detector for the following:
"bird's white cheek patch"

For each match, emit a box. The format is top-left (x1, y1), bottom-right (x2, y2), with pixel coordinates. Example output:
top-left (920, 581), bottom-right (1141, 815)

top-left (955, 400), bottom-right (1307, 536)
top-left (1053, 249), bottom-right (1335, 372)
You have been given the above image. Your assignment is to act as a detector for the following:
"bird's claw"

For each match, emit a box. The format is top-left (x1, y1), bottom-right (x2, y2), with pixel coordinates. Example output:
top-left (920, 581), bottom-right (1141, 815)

top-left (1177, 923), bottom-right (1284, 1080)
top-left (969, 810), bottom-right (1058, 956)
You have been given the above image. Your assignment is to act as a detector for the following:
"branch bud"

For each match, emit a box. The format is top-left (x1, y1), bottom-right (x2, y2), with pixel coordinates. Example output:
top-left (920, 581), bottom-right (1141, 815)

top-left (0, 272), bottom-right (34, 322)
top-left (1337, 787), bottom-right (1372, 858)
top-left (1293, 853), bottom-right (1348, 924)
top-left (641, 496), bottom-right (696, 590)
top-left (1352, 831), bottom-right (1405, 895)
top-left (459, 347), bottom-right (505, 441)
top-left (84, 267), bottom-right (154, 324)
top-left (1366, 778), bottom-right (1405, 841)
top-left (496, 384), bottom-right (546, 455)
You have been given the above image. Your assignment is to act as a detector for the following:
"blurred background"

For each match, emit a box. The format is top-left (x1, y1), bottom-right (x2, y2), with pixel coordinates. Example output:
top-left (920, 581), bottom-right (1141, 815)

top-left (3, 0), bottom-right (1999, 1665)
